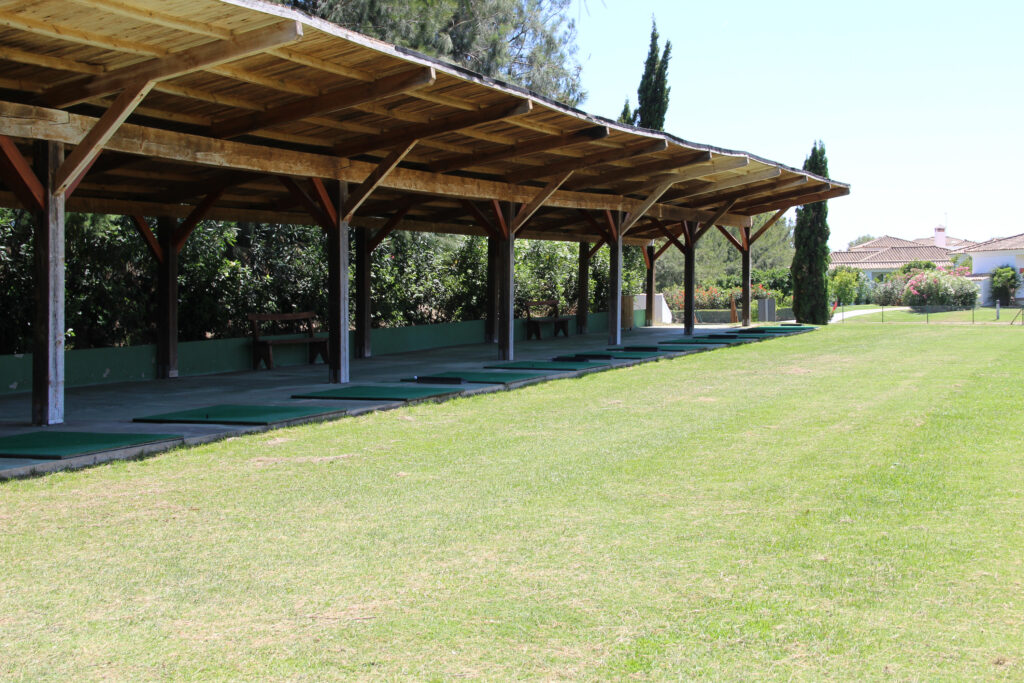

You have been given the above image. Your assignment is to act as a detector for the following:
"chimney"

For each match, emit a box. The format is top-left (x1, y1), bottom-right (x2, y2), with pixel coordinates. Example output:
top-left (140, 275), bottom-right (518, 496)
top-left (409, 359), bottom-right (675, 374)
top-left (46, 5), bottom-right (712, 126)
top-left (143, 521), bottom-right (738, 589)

top-left (934, 225), bottom-right (947, 248)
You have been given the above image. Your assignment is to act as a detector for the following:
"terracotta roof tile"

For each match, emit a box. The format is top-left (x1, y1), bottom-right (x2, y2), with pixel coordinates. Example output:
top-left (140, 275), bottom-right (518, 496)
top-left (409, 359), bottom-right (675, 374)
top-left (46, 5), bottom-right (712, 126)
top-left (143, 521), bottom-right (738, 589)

top-left (961, 233), bottom-right (1024, 252)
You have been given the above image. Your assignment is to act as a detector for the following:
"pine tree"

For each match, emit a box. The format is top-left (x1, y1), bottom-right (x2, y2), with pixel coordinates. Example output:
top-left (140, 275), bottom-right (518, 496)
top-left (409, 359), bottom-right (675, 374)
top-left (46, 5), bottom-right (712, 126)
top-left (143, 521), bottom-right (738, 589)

top-left (619, 19), bottom-right (671, 129)
top-left (790, 141), bottom-right (831, 324)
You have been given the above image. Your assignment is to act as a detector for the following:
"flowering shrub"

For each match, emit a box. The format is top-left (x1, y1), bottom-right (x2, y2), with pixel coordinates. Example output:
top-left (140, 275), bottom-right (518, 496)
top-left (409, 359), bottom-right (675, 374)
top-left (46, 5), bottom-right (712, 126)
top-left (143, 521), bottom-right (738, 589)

top-left (871, 276), bottom-right (907, 305)
top-left (902, 267), bottom-right (978, 307)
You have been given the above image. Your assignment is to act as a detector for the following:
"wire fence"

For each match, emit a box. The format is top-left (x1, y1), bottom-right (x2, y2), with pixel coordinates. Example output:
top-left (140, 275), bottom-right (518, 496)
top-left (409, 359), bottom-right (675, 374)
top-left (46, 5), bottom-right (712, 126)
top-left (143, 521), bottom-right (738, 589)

top-left (833, 304), bottom-right (1024, 325)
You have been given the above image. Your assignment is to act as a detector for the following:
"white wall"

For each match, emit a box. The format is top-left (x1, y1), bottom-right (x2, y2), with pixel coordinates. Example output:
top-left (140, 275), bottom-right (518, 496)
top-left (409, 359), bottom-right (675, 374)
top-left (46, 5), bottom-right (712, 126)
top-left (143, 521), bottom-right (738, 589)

top-left (632, 294), bottom-right (673, 324)
top-left (968, 249), bottom-right (1024, 304)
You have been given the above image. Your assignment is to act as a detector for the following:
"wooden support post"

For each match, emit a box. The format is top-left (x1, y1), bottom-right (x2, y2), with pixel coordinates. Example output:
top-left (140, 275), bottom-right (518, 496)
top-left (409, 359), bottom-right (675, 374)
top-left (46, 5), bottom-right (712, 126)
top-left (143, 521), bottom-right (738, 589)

top-left (645, 245), bottom-right (656, 327)
top-left (683, 222), bottom-right (697, 336)
top-left (577, 240), bottom-right (590, 334)
top-left (497, 204), bottom-right (516, 361)
top-left (485, 236), bottom-right (498, 343)
top-left (741, 226), bottom-right (752, 327)
top-left (607, 216), bottom-right (623, 346)
top-left (31, 140), bottom-right (65, 425)
top-left (327, 181), bottom-right (350, 383)
top-left (355, 226), bottom-right (371, 359)
top-left (156, 216), bottom-right (179, 379)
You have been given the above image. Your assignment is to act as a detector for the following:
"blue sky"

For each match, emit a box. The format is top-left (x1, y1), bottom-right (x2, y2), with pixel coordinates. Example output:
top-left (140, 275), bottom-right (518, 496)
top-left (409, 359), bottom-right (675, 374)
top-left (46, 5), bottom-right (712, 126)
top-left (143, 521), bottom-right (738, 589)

top-left (569, 1), bottom-right (1024, 249)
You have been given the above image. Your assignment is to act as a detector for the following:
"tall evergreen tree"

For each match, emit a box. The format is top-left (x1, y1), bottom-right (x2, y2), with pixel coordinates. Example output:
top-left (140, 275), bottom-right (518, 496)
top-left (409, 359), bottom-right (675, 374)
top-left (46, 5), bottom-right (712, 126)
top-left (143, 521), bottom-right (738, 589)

top-left (790, 141), bottom-right (832, 324)
top-left (618, 19), bottom-right (671, 130)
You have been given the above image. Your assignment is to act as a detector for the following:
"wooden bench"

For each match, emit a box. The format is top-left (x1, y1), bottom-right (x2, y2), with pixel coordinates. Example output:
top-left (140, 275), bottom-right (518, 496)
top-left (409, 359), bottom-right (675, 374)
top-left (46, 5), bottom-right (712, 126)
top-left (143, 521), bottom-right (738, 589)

top-left (525, 299), bottom-right (569, 340)
top-left (248, 311), bottom-right (328, 370)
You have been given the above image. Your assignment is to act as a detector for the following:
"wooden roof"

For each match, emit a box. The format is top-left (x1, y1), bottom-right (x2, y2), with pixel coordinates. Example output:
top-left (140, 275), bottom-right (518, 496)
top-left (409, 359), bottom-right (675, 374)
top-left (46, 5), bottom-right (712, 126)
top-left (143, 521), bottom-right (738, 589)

top-left (0, 0), bottom-right (850, 245)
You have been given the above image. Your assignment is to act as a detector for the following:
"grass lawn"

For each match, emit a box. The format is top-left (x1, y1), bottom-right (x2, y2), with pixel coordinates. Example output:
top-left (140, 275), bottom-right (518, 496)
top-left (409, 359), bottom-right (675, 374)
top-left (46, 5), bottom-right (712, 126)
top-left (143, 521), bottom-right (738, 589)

top-left (2, 325), bottom-right (1022, 680)
top-left (845, 306), bottom-right (1024, 324)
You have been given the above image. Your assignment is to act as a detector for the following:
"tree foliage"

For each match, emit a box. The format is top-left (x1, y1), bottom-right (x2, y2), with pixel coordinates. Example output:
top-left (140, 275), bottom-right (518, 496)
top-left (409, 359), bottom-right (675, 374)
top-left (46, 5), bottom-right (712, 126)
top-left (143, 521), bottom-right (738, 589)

top-left (285, 0), bottom-right (585, 105)
top-left (791, 141), bottom-right (831, 324)
top-left (847, 234), bottom-right (875, 249)
top-left (991, 265), bottom-right (1021, 306)
top-left (618, 19), bottom-right (671, 129)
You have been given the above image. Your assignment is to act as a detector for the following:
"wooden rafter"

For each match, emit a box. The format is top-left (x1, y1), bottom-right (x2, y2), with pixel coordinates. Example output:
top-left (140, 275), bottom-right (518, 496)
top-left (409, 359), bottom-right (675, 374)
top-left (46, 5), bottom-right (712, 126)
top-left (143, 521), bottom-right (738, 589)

top-left (577, 210), bottom-right (612, 241)
top-left (211, 67), bottom-right (435, 139)
top-left (510, 171), bottom-right (573, 234)
top-left (587, 237), bottom-right (607, 259)
top-left (55, 81), bottom-right (154, 196)
top-left (715, 224), bottom-right (744, 252)
top-left (460, 199), bottom-right (501, 240)
top-left (504, 139), bottom-right (668, 184)
top-left (619, 156), bottom-right (750, 193)
top-left (172, 187), bottom-right (225, 252)
top-left (429, 126), bottom-right (608, 173)
top-left (0, 135), bottom-right (44, 212)
top-left (669, 167), bottom-right (781, 204)
top-left (694, 200), bottom-right (738, 242)
top-left (491, 199), bottom-right (509, 239)
top-left (680, 175), bottom-right (807, 210)
top-left (130, 214), bottom-right (163, 264)
top-left (650, 218), bottom-right (687, 256)
top-left (278, 176), bottom-right (332, 231)
top-left (342, 141), bottom-right (417, 222)
top-left (566, 151), bottom-right (712, 191)
top-left (738, 185), bottom-right (847, 214)
top-left (308, 178), bottom-right (338, 226)
top-left (749, 209), bottom-right (787, 245)
top-left (333, 100), bottom-right (531, 157)
top-left (619, 180), bottom-right (675, 236)
top-left (368, 202), bottom-right (414, 250)
top-left (37, 21), bottom-right (305, 108)
top-left (0, 99), bottom-right (752, 226)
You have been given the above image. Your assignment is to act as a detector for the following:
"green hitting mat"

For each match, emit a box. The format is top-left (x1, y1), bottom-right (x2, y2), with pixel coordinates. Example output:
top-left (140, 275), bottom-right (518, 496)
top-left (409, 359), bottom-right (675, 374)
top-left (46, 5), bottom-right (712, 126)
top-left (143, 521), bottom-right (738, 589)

top-left (484, 360), bottom-right (607, 371)
top-left (661, 337), bottom-right (747, 344)
top-left (597, 349), bottom-right (670, 359)
top-left (292, 384), bottom-right (463, 401)
top-left (403, 370), bottom-right (553, 384)
top-left (135, 404), bottom-right (342, 425)
top-left (0, 431), bottom-right (182, 460)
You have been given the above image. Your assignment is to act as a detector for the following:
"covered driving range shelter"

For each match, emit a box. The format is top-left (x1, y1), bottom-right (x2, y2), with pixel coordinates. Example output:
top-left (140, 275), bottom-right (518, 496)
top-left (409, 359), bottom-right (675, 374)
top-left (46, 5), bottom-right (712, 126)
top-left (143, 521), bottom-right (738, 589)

top-left (0, 0), bottom-right (849, 426)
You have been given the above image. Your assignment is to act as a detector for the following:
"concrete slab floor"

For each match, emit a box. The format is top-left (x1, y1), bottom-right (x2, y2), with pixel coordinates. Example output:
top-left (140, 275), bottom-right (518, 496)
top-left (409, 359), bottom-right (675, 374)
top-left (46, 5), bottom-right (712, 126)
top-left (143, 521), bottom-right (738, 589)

top-left (0, 324), bottom-right (805, 479)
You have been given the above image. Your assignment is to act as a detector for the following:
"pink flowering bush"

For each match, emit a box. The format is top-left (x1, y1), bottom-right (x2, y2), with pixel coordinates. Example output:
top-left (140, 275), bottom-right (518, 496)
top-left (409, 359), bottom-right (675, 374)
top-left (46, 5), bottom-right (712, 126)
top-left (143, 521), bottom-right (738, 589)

top-left (902, 268), bottom-right (978, 307)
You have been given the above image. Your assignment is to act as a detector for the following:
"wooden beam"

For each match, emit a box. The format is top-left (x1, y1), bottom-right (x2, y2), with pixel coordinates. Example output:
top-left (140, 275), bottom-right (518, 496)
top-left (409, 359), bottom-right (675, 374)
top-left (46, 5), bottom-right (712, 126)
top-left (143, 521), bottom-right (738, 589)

top-left (0, 135), bottom-right (44, 212)
top-left (55, 81), bottom-right (154, 196)
top-left (342, 141), bottom-right (417, 222)
top-left (621, 155), bottom-right (750, 193)
top-left (504, 139), bottom-right (668, 184)
top-left (0, 100), bottom-right (751, 226)
top-left (38, 21), bottom-right (305, 108)
top-left (715, 224), bottom-right (744, 252)
top-left (670, 167), bottom-right (781, 203)
top-left (460, 199), bottom-right (501, 241)
top-left (333, 99), bottom-right (531, 157)
top-left (309, 177), bottom-right (338, 227)
top-left (652, 220), bottom-right (687, 256)
top-left (587, 237), bottom-right (607, 259)
top-left (738, 186), bottom-right (849, 214)
top-left (428, 126), bottom-right (608, 173)
top-left (694, 200), bottom-right (738, 242)
top-left (510, 171), bottom-right (573, 234)
top-left (679, 175), bottom-right (807, 211)
top-left (209, 67), bottom-right (435, 139)
top-left (130, 214), bottom-right (163, 264)
top-left (750, 209), bottom-right (787, 245)
top-left (578, 209), bottom-right (613, 242)
top-left (619, 180), bottom-right (675, 236)
top-left (368, 204), bottom-right (412, 250)
top-left (567, 151), bottom-right (713, 191)
top-left (278, 176), bottom-right (332, 232)
top-left (172, 187), bottom-right (225, 252)
top-left (492, 199), bottom-right (509, 239)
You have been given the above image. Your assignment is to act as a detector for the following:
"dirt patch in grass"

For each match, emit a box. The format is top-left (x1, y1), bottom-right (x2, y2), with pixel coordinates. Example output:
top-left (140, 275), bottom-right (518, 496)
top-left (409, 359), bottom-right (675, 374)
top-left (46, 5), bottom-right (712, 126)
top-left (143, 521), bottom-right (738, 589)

top-left (250, 454), bottom-right (355, 466)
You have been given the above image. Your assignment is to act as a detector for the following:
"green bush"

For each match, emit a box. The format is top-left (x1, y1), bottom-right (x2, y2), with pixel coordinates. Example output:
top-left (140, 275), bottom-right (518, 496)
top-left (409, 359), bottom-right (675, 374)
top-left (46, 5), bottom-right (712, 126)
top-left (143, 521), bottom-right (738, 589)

top-left (991, 265), bottom-right (1020, 306)
top-left (902, 268), bottom-right (978, 307)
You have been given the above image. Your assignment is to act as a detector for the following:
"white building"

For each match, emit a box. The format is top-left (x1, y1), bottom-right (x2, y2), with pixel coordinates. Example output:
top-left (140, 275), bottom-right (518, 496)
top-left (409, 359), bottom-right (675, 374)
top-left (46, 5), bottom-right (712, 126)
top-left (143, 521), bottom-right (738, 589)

top-left (958, 234), bottom-right (1024, 304)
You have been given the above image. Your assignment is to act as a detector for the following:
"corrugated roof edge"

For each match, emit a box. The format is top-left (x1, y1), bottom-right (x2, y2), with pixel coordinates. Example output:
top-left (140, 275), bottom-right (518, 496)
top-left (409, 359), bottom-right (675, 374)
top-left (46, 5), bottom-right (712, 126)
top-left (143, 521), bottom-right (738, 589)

top-left (223, 0), bottom-right (846, 192)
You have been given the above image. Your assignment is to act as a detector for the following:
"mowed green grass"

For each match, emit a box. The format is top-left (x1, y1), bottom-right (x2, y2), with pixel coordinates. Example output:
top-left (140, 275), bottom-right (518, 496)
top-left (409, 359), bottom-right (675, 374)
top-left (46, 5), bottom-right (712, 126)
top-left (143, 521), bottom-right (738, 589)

top-left (846, 306), bottom-right (1024, 324)
top-left (2, 325), bottom-right (1023, 680)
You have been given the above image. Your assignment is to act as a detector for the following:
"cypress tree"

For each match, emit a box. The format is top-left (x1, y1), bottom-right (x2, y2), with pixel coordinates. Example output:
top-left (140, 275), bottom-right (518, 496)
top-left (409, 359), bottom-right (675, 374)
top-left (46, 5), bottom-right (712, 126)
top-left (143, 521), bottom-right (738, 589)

top-left (790, 141), bottom-right (831, 324)
top-left (619, 19), bottom-right (671, 130)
